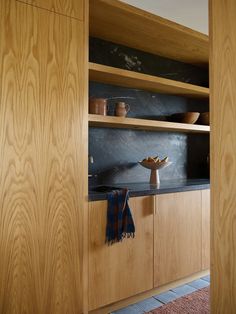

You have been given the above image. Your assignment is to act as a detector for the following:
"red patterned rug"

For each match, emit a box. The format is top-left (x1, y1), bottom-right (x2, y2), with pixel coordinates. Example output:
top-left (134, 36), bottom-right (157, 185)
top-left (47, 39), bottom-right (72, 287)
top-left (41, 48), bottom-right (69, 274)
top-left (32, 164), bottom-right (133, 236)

top-left (147, 287), bottom-right (209, 314)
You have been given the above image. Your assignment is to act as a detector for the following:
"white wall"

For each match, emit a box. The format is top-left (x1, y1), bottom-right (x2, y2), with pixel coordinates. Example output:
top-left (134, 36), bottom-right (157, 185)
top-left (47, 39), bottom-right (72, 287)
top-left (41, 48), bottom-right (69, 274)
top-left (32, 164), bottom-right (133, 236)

top-left (120, 0), bottom-right (208, 34)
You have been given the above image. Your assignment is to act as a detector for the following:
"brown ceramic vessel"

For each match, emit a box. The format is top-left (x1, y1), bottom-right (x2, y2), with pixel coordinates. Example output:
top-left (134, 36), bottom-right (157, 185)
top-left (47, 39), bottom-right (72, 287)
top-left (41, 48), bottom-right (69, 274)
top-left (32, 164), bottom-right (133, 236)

top-left (89, 98), bottom-right (109, 115)
top-left (115, 102), bottom-right (130, 117)
top-left (199, 112), bottom-right (210, 125)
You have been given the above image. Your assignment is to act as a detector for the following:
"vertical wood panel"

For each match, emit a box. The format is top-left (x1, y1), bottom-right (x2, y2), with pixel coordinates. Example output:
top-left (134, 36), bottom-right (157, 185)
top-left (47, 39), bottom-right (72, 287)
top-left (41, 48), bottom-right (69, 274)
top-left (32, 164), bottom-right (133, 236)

top-left (154, 191), bottom-right (202, 287)
top-left (88, 196), bottom-right (154, 310)
top-left (82, 0), bottom-right (89, 313)
top-left (17, 0), bottom-right (84, 20)
top-left (210, 0), bottom-right (236, 312)
top-left (0, 1), bottom-right (87, 313)
top-left (202, 189), bottom-right (210, 270)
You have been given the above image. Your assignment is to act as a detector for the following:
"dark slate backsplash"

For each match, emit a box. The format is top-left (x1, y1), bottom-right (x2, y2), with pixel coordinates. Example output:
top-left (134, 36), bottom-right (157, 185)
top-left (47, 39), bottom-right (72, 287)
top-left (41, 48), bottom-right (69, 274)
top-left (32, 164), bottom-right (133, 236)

top-left (89, 38), bottom-right (209, 185)
top-left (90, 37), bottom-right (209, 87)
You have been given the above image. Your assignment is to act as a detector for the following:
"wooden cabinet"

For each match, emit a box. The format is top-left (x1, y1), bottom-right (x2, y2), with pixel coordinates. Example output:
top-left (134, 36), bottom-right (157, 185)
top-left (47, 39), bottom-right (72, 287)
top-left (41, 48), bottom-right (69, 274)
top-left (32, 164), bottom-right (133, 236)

top-left (88, 189), bottom-right (210, 310)
top-left (0, 1), bottom-right (87, 313)
top-left (202, 189), bottom-right (210, 270)
top-left (19, 0), bottom-right (84, 20)
top-left (154, 191), bottom-right (202, 287)
top-left (88, 196), bottom-right (154, 310)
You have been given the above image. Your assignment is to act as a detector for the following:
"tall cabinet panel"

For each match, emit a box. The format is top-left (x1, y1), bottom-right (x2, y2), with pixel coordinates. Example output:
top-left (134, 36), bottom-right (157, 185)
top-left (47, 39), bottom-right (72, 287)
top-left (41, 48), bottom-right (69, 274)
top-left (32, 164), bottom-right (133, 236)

top-left (0, 1), bottom-right (87, 313)
top-left (16, 0), bottom-right (84, 20)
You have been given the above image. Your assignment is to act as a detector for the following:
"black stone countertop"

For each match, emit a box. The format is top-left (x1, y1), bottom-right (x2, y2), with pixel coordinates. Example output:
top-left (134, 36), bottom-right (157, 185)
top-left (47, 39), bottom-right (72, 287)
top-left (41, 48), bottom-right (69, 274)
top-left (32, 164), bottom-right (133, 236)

top-left (89, 179), bottom-right (210, 201)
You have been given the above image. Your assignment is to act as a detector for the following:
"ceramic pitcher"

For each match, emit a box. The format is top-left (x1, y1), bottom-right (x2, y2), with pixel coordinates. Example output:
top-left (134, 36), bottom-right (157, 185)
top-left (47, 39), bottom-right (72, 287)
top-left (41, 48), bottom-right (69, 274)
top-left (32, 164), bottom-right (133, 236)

top-left (115, 102), bottom-right (130, 117)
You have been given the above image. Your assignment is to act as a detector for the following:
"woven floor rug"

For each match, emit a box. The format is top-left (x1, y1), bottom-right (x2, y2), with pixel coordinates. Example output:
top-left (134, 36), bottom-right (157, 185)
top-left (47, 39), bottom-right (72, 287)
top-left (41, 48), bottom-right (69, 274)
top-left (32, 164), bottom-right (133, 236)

top-left (147, 287), bottom-right (209, 314)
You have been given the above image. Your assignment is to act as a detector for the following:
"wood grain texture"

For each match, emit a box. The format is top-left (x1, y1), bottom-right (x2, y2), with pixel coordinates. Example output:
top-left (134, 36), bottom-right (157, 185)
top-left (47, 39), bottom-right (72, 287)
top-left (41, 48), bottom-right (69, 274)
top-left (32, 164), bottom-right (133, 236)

top-left (82, 1), bottom-right (89, 313)
top-left (89, 114), bottom-right (210, 134)
top-left (154, 191), bottom-right (202, 287)
top-left (89, 63), bottom-right (209, 99)
top-left (17, 0), bottom-right (84, 20)
top-left (210, 0), bottom-right (236, 312)
top-left (0, 1), bottom-right (87, 313)
top-left (89, 0), bottom-right (209, 66)
top-left (202, 190), bottom-right (210, 270)
top-left (88, 196), bottom-right (154, 310)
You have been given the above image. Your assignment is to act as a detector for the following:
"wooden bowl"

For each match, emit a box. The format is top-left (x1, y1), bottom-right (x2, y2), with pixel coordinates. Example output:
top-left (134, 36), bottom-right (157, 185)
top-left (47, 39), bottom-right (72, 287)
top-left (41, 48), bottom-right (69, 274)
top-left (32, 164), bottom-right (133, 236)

top-left (139, 160), bottom-right (172, 170)
top-left (170, 112), bottom-right (200, 124)
top-left (199, 112), bottom-right (209, 125)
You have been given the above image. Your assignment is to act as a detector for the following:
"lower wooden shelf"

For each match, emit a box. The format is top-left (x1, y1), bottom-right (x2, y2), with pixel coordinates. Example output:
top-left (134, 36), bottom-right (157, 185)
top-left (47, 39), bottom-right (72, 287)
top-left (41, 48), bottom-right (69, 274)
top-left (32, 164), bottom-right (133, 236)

top-left (88, 114), bottom-right (210, 133)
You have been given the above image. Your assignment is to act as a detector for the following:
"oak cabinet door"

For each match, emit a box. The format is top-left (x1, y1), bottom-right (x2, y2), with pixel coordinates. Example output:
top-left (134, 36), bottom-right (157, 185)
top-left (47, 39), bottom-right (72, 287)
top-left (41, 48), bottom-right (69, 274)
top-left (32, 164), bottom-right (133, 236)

top-left (19, 0), bottom-right (84, 20)
top-left (202, 189), bottom-right (210, 270)
top-left (88, 196), bottom-right (154, 310)
top-left (0, 1), bottom-right (86, 313)
top-left (154, 191), bottom-right (202, 287)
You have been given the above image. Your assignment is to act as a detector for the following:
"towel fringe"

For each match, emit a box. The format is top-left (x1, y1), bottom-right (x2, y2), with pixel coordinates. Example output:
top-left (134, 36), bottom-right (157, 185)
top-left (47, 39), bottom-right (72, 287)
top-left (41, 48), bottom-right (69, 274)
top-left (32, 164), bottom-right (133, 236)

top-left (106, 232), bottom-right (135, 246)
top-left (122, 232), bottom-right (135, 239)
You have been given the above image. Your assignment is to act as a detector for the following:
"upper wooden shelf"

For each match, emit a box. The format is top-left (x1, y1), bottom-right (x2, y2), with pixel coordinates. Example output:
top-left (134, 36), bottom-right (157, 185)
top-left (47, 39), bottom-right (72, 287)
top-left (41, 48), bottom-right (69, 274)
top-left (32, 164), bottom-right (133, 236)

top-left (89, 0), bottom-right (209, 66)
top-left (89, 63), bottom-right (209, 99)
top-left (89, 114), bottom-right (210, 134)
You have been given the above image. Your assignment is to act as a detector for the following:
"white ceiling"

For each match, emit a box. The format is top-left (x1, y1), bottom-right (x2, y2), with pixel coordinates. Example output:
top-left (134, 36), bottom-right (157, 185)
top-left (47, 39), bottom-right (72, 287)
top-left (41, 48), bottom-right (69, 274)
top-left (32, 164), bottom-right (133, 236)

top-left (120, 0), bottom-right (208, 34)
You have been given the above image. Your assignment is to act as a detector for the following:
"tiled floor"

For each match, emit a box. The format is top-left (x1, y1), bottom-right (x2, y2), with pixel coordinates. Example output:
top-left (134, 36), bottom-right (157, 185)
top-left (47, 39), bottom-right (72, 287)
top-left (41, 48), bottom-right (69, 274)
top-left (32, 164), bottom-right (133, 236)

top-left (111, 275), bottom-right (210, 314)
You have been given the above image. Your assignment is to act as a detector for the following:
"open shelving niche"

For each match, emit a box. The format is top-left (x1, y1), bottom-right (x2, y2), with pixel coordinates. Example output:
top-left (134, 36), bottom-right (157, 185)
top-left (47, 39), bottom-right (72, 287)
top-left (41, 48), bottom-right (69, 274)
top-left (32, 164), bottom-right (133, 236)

top-left (89, 0), bottom-right (209, 66)
top-left (88, 0), bottom-right (209, 134)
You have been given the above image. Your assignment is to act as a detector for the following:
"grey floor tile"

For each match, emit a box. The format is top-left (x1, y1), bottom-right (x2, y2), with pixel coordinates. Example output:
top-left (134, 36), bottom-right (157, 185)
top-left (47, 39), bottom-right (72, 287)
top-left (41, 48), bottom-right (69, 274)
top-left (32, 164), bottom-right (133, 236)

top-left (111, 304), bottom-right (144, 314)
top-left (154, 290), bottom-right (178, 304)
top-left (135, 297), bottom-right (163, 312)
top-left (171, 284), bottom-right (196, 297)
top-left (202, 275), bottom-right (210, 282)
top-left (188, 279), bottom-right (210, 289)
top-left (113, 276), bottom-right (211, 314)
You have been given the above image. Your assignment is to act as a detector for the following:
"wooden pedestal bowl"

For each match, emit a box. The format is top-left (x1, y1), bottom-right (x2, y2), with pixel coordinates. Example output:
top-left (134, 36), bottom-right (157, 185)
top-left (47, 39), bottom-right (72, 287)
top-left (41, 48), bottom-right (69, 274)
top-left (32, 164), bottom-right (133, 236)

top-left (139, 160), bottom-right (172, 187)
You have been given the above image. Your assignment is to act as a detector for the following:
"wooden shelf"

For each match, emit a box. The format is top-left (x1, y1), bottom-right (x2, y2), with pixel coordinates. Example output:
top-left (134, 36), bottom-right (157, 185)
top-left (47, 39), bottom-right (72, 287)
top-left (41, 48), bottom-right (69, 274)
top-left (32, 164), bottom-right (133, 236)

top-left (89, 0), bottom-right (209, 66)
top-left (89, 114), bottom-right (210, 134)
top-left (89, 63), bottom-right (209, 99)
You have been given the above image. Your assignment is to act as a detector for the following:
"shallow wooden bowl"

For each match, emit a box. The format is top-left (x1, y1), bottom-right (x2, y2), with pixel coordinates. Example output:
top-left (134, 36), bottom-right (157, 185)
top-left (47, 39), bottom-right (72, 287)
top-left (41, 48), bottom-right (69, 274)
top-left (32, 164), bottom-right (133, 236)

top-left (171, 112), bottom-right (200, 124)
